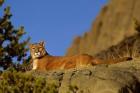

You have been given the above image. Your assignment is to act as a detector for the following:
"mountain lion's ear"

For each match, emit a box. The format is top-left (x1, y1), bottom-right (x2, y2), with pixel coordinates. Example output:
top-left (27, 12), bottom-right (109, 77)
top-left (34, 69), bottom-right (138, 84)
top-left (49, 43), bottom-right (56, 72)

top-left (40, 41), bottom-right (45, 46)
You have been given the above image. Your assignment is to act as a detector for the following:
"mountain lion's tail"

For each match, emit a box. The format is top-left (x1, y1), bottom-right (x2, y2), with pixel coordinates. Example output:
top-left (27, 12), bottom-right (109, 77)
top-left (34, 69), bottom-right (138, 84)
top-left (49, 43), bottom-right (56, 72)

top-left (104, 57), bottom-right (132, 64)
top-left (92, 57), bottom-right (132, 65)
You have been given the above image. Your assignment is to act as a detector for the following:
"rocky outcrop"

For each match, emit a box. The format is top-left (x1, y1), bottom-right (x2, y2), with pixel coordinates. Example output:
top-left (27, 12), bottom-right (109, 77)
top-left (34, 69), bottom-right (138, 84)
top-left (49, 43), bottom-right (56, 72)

top-left (66, 0), bottom-right (140, 56)
top-left (32, 60), bottom-right (140, 93)
top-left (94, 33), bottom-right (140, 60)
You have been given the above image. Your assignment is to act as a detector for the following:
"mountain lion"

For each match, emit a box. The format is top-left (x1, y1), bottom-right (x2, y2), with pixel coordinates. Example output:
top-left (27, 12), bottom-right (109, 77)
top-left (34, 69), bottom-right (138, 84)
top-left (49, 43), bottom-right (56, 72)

top-left (29, 41), bottom-right (132, 71)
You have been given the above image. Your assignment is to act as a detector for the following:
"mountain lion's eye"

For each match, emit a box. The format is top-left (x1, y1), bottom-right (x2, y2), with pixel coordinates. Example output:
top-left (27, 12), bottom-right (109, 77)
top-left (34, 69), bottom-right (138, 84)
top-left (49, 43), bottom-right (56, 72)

top-left (32, 48), bottom-right (35, 50)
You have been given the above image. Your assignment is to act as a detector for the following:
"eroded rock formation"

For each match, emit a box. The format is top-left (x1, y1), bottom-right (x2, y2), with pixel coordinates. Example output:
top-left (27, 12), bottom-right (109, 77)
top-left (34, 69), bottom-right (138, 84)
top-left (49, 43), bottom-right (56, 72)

top-left (32, 60), bottom-right (140, 93)
top-left (66, 0), bottom-right (140, 56)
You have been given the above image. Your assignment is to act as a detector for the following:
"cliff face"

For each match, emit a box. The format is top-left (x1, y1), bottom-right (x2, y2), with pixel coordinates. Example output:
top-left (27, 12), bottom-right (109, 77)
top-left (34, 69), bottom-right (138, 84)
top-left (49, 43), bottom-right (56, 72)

top-left (32, 60), bottom-right (140, 93)
top-left (66, 0), bottom-right (140, 56)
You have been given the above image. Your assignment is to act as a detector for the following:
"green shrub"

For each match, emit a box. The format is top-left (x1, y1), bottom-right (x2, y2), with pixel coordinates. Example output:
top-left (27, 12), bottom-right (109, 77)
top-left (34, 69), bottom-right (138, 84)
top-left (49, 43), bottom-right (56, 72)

top-left (0, 71), bottom-right (58, 93)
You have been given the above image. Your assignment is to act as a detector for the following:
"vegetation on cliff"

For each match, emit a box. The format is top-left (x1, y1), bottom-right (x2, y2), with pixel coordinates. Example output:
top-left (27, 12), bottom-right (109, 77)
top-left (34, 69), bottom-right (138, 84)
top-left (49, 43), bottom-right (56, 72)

top-left (0, 69), bottom-right (58, 93)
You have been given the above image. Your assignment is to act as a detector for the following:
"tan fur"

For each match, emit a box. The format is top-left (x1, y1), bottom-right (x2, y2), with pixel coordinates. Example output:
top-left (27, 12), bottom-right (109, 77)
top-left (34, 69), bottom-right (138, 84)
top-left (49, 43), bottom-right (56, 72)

top-left (32, 54), bottom-right (97, 71)
top-left (29, 41), bottom-right (132, 71)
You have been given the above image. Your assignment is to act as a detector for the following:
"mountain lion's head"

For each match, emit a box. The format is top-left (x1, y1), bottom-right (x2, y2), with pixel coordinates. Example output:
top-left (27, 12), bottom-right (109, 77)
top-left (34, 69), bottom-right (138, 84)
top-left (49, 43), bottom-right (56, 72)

top-left (29, 41), bottom-right (48, 59)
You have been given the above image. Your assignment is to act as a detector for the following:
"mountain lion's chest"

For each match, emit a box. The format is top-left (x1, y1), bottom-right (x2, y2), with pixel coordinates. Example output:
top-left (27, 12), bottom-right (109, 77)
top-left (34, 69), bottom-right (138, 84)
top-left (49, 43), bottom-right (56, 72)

top-left (32, 59), bottom-right (38, 70)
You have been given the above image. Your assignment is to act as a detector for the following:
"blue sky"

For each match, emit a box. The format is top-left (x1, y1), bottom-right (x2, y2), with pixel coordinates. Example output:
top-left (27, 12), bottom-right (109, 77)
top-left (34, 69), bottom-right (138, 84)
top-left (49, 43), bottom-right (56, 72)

top-left (3, 0), bottom-right (108, 56)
